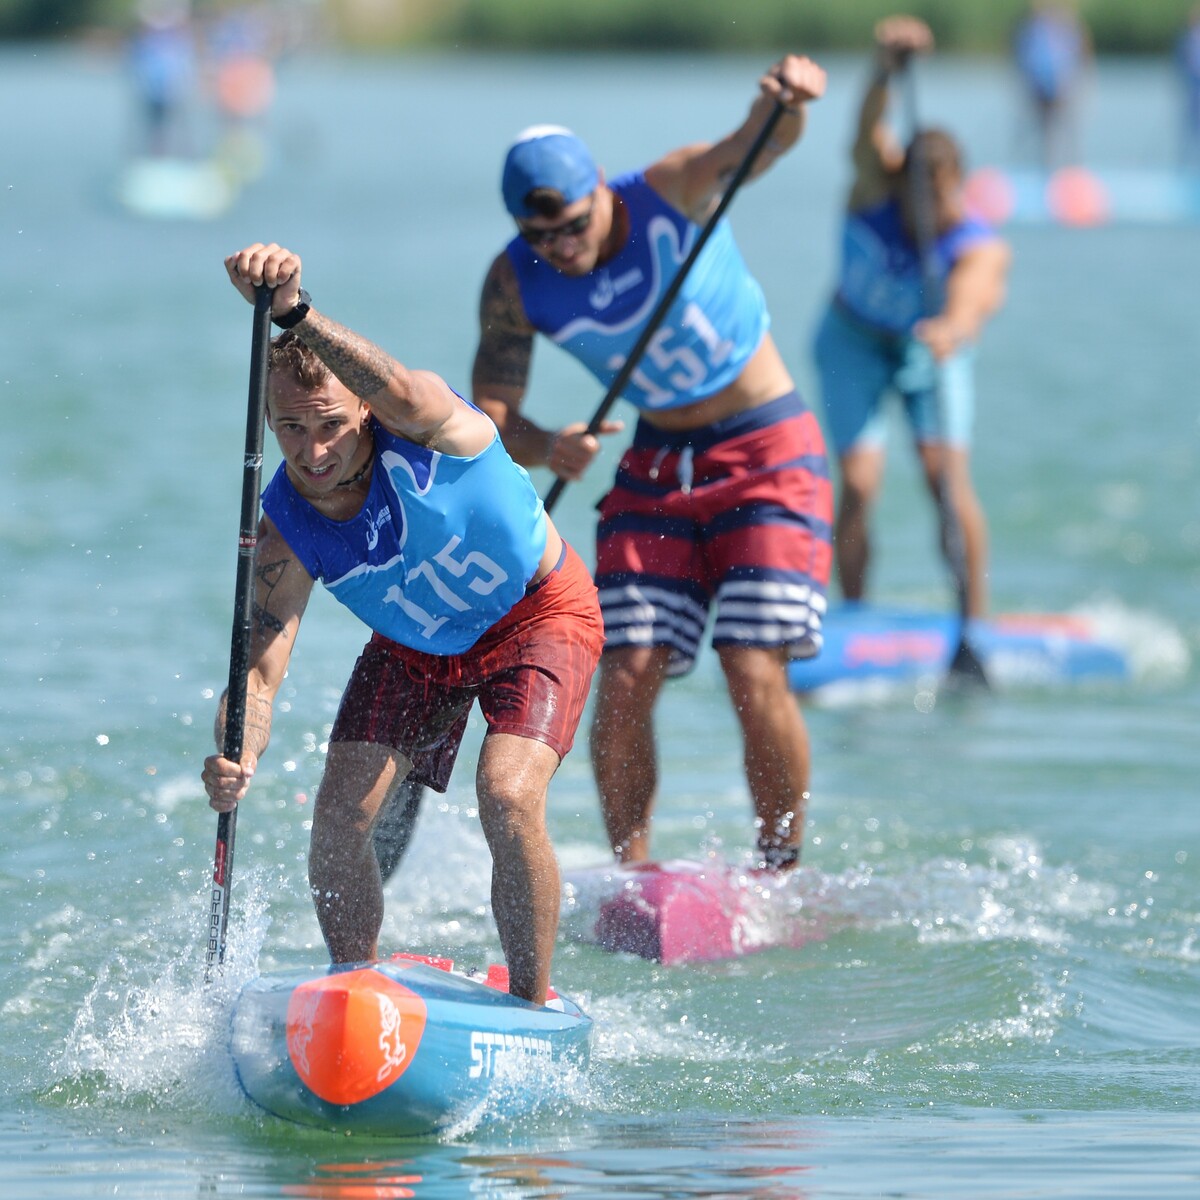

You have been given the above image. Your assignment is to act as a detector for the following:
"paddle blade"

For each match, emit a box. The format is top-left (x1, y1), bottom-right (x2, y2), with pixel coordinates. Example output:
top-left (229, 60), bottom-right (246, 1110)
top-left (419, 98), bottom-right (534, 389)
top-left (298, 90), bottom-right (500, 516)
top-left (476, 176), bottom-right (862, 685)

top-left (947, 633), bottom-right (990, 690)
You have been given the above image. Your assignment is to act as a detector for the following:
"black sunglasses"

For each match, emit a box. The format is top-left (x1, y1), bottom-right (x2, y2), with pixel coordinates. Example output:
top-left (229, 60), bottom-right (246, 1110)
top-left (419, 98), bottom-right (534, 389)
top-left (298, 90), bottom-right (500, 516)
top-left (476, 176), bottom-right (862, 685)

top-left (517, 198), bottom-right (595, 248)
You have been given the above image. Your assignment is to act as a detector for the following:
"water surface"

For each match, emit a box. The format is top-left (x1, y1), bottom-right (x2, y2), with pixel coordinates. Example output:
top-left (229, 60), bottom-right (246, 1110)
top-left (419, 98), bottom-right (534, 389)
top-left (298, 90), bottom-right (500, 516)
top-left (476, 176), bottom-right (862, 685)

top-left (2, 44), bottom-right (1197, 1199)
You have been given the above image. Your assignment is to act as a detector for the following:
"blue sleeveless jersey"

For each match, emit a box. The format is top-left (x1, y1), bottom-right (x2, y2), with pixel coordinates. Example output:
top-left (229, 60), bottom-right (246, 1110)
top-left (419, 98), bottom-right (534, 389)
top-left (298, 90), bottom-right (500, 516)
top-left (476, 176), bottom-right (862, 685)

top-left (261, 413), bottom-right (548, 655)
top-left (506, 170), bottom-right (769, 412)
top-left (835, 198), bottom-right (997, 336)
top-left (1014, 13), bottom-right (1084, 101)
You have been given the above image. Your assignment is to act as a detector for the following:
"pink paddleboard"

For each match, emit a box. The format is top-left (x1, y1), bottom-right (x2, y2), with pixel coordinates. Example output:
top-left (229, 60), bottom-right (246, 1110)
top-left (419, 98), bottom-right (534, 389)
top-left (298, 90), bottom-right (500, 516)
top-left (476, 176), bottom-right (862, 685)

top-left (566, 859), bottom-right (826, 965)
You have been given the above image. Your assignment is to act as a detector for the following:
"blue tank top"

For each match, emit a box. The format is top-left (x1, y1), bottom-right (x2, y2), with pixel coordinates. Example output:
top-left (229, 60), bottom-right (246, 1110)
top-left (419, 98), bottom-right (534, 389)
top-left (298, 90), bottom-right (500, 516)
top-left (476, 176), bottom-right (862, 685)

top-left (506, 170), bottom-right (769, 412)
top-left (1014, 13), bottom-right (1084, 102)
top-left (261, 413), bottom-right (548, 654)
top-left (835, 198), bottom-right (997, 336)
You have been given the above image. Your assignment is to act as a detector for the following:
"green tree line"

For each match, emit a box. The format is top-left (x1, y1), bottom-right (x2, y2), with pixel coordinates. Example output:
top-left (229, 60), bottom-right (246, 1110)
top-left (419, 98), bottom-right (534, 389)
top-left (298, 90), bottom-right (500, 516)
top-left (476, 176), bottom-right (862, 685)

top-left (2, 0), bottom-right (1195, 56)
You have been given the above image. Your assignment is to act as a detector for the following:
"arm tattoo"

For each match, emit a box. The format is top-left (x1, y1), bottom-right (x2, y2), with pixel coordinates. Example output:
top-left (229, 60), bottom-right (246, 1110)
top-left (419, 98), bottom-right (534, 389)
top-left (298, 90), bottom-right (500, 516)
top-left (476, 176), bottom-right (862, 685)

top-left (476, 264), bottom-right (534, 390)
top-left (252, 601), bottom-right (285, 637)
top-left (215, 689), bottom-right (273, 757)
top-left (298, 312), bottom-right (396, 400)
top-left (242, 693), bottom-right (273, 751)
top-left (254, 558), bottom-right (291, 638)
top-left (477, 326), bottom-right (534, 390)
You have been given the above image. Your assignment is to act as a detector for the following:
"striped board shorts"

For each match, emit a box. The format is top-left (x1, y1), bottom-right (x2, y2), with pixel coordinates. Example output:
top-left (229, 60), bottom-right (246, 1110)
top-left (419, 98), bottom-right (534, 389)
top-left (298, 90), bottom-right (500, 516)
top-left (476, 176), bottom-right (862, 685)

top-left (595, 391), bottom-right (833, 677)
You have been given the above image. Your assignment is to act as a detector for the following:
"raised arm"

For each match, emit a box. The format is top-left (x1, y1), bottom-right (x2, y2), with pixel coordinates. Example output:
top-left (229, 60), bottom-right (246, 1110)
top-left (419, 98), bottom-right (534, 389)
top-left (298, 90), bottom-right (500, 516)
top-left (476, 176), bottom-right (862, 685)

top-left (225, 242), bottom-right (487, 454)
top-left (848, 16), bottom-right (935, 212)
top-left (202, 515), bottom-right (314, 811)
top-left (472, 251), bottom-right (622, 481)
top-left (645, 54), bottom-right (827, 222)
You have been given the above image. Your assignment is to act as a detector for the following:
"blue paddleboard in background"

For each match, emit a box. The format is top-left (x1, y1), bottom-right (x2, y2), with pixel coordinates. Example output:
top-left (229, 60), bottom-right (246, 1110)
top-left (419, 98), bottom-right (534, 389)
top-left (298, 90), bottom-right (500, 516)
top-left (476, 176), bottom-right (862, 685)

top-left (789, 604), bottom-right (1130, 694)
top-left (965, 166), bottom-right (1200, 227)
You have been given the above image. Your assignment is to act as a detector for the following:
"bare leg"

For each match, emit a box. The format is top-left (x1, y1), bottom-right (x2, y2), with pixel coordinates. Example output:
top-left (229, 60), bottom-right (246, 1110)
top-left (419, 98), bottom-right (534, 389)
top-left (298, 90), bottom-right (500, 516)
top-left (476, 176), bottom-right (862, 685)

top-left (918, 442), bottom-right (989, 619)
top-left (718, 644), bottom-right (811, 869)
top-left (1036, 95), bottom-right (1056, 171)
top-left (475, 732), bottom-right (563, 1004)
top-left (589, 645), bottom-right (672, 862)
top-left (309, 741), bottom-right (410, 963)
top-left (834, 445), bottom-right (886, 603)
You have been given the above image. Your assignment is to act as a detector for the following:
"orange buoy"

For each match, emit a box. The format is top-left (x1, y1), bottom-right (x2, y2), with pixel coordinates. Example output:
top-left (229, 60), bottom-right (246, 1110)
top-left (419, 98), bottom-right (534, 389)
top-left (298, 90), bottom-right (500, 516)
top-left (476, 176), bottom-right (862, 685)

top-left (215, 54), bottom-right (275, 119)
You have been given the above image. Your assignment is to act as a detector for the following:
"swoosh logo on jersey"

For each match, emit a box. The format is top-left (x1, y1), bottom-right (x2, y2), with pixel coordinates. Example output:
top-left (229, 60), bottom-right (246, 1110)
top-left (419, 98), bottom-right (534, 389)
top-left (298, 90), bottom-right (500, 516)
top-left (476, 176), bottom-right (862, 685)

top-left (555, 215), bottom-right (693, 344)
top-left (589, 272), bottom-right (615, 310)
top-left (365, 505), bottom-right (393, 551)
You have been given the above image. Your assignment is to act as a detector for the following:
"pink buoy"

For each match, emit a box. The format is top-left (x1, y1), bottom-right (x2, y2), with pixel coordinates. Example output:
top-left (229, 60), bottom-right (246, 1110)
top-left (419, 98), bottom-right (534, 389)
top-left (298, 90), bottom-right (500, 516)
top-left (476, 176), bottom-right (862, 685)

top-left (1047, 166), bottom-right (1110, 226)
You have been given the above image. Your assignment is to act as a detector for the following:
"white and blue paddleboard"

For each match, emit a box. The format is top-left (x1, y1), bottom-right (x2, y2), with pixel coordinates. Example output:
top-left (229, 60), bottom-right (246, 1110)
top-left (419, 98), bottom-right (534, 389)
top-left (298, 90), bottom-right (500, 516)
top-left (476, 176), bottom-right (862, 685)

top-left (789, 603), bottom-right (1130, 694)
top-left (231, 953), bottom-right (591, 1136)
top-left (115, 156), bottom-right (236, 220)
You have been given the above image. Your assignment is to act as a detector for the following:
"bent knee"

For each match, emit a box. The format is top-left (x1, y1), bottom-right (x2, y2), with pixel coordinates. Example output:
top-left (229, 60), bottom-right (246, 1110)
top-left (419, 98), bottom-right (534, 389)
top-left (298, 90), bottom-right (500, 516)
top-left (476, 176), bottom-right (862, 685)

top-left (597, 645), bottom-right (670, 703)
top-left (478, 785), bottom-right (548, 842)
top-left (717, 645), bottom-right (793, 702)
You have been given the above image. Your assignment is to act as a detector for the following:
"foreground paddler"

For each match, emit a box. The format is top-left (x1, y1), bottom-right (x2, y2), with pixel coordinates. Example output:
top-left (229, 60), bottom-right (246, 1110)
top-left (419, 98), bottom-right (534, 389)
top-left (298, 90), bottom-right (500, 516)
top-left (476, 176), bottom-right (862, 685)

top-left (202, 242), bottom-right (603, 1003)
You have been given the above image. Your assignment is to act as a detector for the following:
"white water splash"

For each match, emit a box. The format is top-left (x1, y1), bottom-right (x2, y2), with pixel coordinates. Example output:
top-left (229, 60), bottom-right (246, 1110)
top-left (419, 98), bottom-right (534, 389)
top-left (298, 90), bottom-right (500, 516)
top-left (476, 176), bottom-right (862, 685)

top-left (438, 1050), bottom-right (595, 1142)
top-left (51, 865), bottom-right (282, 1116)
top-left (1071, 596), bottom-right (1191, 684)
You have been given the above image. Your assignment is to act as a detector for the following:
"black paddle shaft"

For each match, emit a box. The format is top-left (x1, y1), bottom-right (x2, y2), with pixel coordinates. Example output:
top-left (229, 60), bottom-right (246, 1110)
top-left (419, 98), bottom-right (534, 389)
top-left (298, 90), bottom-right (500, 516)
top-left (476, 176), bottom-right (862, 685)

top-left (900, 66), bottom-right (988, 687)
top-left (206, 283), bottom-right (274, 976)
top-left (542, 99), bottom-right (787, 515)
top-left (900, 70), bottom-right (944, 318)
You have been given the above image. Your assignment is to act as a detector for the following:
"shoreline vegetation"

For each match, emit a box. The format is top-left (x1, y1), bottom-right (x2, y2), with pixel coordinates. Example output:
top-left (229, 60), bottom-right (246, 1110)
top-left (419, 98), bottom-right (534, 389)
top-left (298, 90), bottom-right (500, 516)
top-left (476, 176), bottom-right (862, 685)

top-left (1, 0), bottom-right (1196, 56)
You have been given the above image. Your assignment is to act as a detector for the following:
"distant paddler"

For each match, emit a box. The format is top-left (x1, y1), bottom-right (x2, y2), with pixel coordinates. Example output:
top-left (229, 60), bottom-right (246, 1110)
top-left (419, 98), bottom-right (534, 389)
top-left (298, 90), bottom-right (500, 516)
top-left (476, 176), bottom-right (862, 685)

top-left (1177, 5), bottom-right (1200, 171)
top-left (201, 243), bottom-right (603, 1004)
top-left (127, 0), bottom-right (198, 159)
top-left (1011, 1), bottom-right (1092, 171)
top-left (812, 15), bottom-right (1011, 626)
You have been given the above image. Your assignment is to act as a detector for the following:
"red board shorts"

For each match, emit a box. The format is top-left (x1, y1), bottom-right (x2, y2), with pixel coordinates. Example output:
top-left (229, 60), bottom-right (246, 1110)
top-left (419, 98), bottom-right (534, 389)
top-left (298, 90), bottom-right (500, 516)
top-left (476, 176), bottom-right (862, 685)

top-left (330, 542), bottom-right (603, 792)
top-left (595, 391), bottom-right (833, 677)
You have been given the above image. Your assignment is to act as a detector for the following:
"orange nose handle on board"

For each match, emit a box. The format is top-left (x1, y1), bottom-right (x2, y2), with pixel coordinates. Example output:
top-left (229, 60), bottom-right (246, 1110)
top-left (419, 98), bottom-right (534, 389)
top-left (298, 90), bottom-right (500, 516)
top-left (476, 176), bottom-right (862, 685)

top-left (285, 969), bottom-right (428, 1105)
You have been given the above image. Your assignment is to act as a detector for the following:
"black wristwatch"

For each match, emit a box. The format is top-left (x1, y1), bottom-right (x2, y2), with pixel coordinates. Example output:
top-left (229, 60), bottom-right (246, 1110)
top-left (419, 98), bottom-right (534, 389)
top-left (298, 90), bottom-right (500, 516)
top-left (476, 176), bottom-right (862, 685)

top-left (272, 288), bottom-right (312, 329)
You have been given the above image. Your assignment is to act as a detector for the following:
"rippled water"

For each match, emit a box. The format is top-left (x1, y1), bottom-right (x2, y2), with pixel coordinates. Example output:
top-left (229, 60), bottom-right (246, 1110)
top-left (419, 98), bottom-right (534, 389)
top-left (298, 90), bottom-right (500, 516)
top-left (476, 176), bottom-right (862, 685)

top-left (2, 43), bottom-right (1197, 1199)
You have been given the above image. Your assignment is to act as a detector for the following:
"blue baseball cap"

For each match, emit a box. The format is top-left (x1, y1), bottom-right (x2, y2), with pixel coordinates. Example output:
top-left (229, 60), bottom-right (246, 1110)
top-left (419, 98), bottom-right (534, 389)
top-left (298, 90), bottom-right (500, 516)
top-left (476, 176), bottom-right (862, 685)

top-left (501, 126), bottom-right (599, 218)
